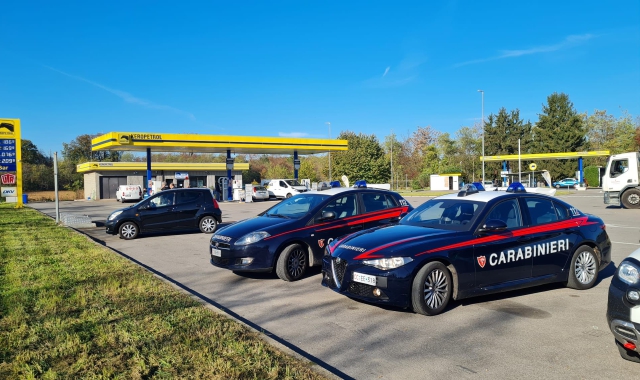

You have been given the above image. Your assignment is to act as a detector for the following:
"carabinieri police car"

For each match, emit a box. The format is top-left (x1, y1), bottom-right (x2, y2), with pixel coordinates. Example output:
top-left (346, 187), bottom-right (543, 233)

top-left (607, 247), bottom-right (640, 362)
top-left (322, 183), bottom-right (612, 316)
top-left (210, 182), bottom-right (412, 281)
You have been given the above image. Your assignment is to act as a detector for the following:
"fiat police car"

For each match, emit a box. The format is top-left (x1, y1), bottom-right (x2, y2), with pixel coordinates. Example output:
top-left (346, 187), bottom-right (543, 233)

top-left (210, 183), bottom-right (412, 281)
top-left (322, 183), bottom-right (611, 316)
top-left (607, 247), bottom-right (640, 362)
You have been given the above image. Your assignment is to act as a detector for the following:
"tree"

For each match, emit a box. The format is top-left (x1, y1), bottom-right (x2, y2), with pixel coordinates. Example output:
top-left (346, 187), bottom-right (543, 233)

top-left (584, 110), bottom-right (637, 166)
top-left (455, 125), bottom-right (481, 182)
top-left (332, 131), bottom-right (390, 183)
top-left (532, 93), bottom-right (586, 180)
top-left (60, 134), bottom-right (123, 191)
top-left (484, 108), bottom-right (533, 181)
top-left (20, 140), bottom-right (54, 191)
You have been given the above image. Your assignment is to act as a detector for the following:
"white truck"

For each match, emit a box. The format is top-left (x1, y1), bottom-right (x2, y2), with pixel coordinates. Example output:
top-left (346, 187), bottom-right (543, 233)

top-left (266, 179), bottom-right (308, 199)
top-left (603, 151), bottom-right (640, 209)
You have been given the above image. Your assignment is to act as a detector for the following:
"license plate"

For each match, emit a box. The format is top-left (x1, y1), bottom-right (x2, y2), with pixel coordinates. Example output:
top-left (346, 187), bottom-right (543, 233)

top-left (211, 248), bottom-right (222, 257)
top-left (353, 272), bottom-right (376, 286)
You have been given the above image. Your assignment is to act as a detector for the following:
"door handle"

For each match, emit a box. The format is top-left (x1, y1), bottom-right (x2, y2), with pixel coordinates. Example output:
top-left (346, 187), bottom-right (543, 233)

top-left (518, 236), bottom-right (532, 242)
top-left (349, 225), bottom-right (362, 230)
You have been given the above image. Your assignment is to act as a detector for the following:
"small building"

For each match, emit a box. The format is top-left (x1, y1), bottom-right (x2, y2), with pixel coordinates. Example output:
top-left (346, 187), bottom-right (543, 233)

top-left (78, 162), bottom-right (249, 200)
top-left (430, 173), bottom-right (461, 191)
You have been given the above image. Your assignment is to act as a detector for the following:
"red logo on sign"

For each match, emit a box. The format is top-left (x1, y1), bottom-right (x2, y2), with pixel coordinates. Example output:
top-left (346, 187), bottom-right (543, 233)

top-left (1, 173), bottom-right (16, 185)
top-left (318, 239), bottom-right (325, 249)
top-left (477, 256), bottom-right (486, 268)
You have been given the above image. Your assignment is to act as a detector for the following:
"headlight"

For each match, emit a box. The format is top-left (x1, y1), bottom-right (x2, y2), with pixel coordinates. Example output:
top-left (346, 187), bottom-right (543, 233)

top-left (618, 262), bottom-right (640, 285)
top-left (108, 210), bottom-right (123, 221)
top-left (362, 257), bottom-right (413, 270)
top-left (235, 231), bottom-right (271, 246)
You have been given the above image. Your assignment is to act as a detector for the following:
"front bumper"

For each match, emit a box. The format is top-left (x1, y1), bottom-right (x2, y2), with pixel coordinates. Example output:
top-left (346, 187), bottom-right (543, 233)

top-left (321, 255), bottom-right (413, 309)
top-left (209, 241), bottom-right (274, 272)
top-left (607, 276), bottom-right (640, 353)
top-left (105, 220), bottom-right (117, 234)
top-left (604, 191), bottom-right (621, 206)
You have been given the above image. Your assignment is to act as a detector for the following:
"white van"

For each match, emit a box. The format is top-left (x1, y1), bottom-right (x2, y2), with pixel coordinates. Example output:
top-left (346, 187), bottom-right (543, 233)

top-left (116, 185), bottom-right (143, 202)
top-left (267, 179), bottom-right (308, 199)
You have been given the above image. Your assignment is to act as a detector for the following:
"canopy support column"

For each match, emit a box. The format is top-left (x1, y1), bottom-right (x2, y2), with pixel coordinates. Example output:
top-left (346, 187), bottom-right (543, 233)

top-left (227, 149), bottom-right (233, 200)
top-left (146, 148), bottom-right (152, 196)
top-left (293, 151), bottom-right (299, 180)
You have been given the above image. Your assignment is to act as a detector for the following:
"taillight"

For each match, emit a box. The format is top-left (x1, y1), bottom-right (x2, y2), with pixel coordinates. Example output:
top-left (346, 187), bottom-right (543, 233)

top-left (601, 224), bottom-right (606, 230)
top-left (213, 199), bottom-right (219, 208)
top-left (253, 187), bottom-right (256, 192)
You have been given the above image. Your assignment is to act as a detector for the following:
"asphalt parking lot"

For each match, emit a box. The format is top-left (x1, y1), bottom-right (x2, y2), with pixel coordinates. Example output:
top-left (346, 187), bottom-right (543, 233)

top-left (29, 190), bottom-right (640, 379)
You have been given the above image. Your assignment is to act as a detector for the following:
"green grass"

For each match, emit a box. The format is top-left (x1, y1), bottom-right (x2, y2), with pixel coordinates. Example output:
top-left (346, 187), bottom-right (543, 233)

top-left (0, 204), bottom-right (326, 379)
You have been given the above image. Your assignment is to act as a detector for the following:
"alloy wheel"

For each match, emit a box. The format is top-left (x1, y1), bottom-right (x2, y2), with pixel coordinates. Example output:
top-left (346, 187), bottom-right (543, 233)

top-left (287, 248), bottom-right (306, 278)
top-left (424, 269), bottom-right (448, 309)
top-left (575, 251), bottom-right (596, 284)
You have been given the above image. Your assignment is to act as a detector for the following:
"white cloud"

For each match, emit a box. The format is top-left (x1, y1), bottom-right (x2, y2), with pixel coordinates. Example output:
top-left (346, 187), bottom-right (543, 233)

top-left (454, 34), bottom-right (596, 67)
top-left (43, 65), bottom-right (196, 120)
top-left (382, 66), bottom-right (390, 77)
top-left (279, 132), bottom-right (310, 138)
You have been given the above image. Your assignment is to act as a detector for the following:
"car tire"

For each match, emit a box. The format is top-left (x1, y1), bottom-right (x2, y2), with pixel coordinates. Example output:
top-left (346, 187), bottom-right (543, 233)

top-left (276, 243), bottom-right (307, 281)
top-left (555, 185), bottom-right (560, 189)
top-left (621, 188), bottom-right (640, 209)
top-left (615, 340), bottom-right (640, 363)
top-left (566, 245), bottom-right (599, 290)
top-left (119, 222), bottom-right (139, 240)
top-left (411, 261), bottom-right (452, 316)
top-left (285, 193), bottom-right (292, 199)
top-left (199, 216), bottom-right (218, 233)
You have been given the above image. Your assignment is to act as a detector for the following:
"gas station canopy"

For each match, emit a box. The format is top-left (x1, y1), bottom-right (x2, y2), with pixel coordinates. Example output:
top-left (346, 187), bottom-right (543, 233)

top-left (91, 132), bottom-right (348, 155)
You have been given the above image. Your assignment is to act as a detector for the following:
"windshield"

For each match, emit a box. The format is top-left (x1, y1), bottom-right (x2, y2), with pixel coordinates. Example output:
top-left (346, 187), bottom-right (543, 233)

top-left (401, 199), bottom-right (485, 231)
top-left (285, 180), bottom-right (302, 186)
top-left (265, 193), bottom-right (330, 218)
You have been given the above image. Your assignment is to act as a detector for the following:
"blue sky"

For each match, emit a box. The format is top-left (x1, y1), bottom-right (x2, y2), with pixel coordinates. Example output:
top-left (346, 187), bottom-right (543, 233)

top-left (1, 1), bottom-right (639, 156)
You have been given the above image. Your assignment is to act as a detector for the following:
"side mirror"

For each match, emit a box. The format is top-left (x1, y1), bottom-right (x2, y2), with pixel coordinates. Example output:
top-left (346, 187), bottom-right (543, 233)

top-left (479, 219), bottom-right (507, 233)
top-left (321, 211), bottom-right (337, 221)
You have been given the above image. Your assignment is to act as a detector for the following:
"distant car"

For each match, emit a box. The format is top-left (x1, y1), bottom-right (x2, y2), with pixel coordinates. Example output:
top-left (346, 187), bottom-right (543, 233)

top-left (317, 181), bottom-right (331, 191)
top-left (552, 178), bottom-right (579, 188)
top-left (106, 188), bottom-right (222, 239)
top-left (210, 185), bottom-right (413, 281)
top-left (116, 185), bottom-right (143, 202)
top-left (252, 185), bottom-right (269, 201)
top-left (607, 247), bottom-right (640, 363)
top-left (322, 182), bottom-right (611, 316)
top-left (483, 181), bottom-right (496, 190)
top-left (267, 179), bottom-right (308, 199)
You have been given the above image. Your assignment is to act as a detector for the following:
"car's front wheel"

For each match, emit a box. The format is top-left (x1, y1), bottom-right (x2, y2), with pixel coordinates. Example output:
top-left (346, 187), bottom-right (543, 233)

top-left (567, 245), bottom-right (599, 290)
top-left (285, 193), bottom-right (292, 199)
top-left (621, 188), bottom-right (640, 209)
top-left (276, 244), bottom-right (307, 281)
top-left (119, 222), bottom-right (139, 240)
top-left (411, 262), bottom-right (452, 316)
top-left (199, 216), bottom-right (218, 233)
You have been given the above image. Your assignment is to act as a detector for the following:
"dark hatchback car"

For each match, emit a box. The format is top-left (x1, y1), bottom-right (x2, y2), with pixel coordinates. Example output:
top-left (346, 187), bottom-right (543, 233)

top-left (607, 247), bottom-right (640, 363)
top-left (106, 188), bottom-right (222, 239)
top-left (322, 183), bottom-right (612, 316)
top-left (210, 186), bottom-right (413, 281)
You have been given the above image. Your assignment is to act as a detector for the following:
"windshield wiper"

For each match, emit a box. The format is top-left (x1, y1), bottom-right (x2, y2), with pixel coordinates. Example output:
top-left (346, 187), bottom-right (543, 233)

top-left (266, 213), bottom-right (290, 219)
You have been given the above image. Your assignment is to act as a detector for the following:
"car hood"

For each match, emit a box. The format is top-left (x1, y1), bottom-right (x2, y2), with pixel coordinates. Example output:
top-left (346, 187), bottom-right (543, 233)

top-left (330, 224), bottom-right (462, 260)
top-left (214, 215), bottom-right (298, 239)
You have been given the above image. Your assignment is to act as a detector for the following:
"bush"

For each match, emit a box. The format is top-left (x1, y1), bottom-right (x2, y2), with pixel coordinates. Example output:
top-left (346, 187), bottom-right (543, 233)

top-left (584, 166), bottom-right (600, 187)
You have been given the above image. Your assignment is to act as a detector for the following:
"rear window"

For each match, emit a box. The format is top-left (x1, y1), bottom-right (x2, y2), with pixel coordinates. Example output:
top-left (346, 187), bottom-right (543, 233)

top-left (255, 186), bottom-right (267, 191)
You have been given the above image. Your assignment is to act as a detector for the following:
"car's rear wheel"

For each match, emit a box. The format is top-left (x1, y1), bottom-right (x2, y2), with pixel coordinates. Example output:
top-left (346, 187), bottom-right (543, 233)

top-left (276, 243), bottom-right (307, 281)
top-left (621, 189), bottom-right (640, 209)
top-left (567, 245), bottom-right (599, 290)
top-left (411, 262), bottom-right (452, 316)
top-left (119, 222), bottom-right (139, 240)
top-left (199, 216), bottom-right (218, 233)
top-left (285, 193), bottom-right (292, 199)
top-left (555, 184), bottom-right (560, 188)
top-left (616, 340), bottom-right (640, 362)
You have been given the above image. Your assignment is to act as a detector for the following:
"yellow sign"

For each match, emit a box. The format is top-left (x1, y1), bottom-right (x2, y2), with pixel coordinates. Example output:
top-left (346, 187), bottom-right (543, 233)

top-left (0, 118), bottom-right (22, 208)
top-left (529, 163), bottom-right (537, 171)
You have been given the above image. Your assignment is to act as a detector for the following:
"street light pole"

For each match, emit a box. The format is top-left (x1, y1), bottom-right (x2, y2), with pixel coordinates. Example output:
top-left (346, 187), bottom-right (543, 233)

top-left (478, 89), bottom-right (485, 184)
top-left (326, 122), bottom-right (332, 181)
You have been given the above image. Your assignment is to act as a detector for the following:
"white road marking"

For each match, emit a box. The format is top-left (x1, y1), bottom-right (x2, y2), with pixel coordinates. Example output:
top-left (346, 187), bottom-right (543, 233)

top-left (612, 241), bottom-right (640, 246)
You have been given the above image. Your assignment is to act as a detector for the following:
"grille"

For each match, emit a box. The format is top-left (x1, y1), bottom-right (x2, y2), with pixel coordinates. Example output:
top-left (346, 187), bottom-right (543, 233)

top-left (615, 326), bottom-right (638, 341)
top-left (212, 241), bottom-right (231, 249)
top-left (331, 258), bottom-right (348, 288)
top-left (348, 282), bottom-right (375, 297)
top-left (210, 256), bottom-right (230, 266)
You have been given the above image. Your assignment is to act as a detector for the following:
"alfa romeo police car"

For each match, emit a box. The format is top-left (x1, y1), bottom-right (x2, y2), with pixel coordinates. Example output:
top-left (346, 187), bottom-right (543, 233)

top-left (607, 247), bottom-right (640, 362)
top-left (210, 183), bottom-right (412, 281)
top-left (322, 183), bottom-right (611, 316)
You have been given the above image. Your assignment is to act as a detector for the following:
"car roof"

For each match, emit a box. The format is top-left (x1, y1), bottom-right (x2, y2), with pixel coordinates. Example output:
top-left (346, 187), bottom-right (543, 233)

top-left (435, 190), bottom-right (552, 203)
top-left (305, 187), bottom-right (394, 196)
